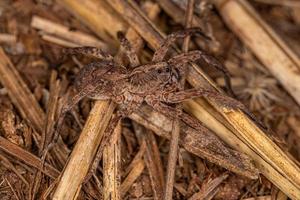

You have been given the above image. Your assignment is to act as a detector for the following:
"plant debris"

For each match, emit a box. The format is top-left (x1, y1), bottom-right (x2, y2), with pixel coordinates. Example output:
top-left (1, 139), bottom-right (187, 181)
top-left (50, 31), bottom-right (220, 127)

top-left (0, 0), bottom-right (299, 199)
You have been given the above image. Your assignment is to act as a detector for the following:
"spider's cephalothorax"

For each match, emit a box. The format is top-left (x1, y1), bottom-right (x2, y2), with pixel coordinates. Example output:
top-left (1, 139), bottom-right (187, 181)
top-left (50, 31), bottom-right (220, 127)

top-left (127, 64), bottom-right (181, 95)
top-left (45, 28), bottom-right (246, 181)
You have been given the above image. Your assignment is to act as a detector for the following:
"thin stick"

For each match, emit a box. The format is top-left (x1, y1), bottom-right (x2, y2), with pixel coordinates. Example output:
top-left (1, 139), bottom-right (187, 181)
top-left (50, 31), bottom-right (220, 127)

top-left (253, 0), bottom-right (300, 7)
top-left (31, 16), bottom-right (109, 50)
top-left (52, 101), bottom-right (116, 199)
top-left (5, 178), bottom-right (20, 200)
top-left (123, 140), bottom-right (146, 177)
top-left (0, 136), bottom-right (59, 178)
top-left (103, 122), bottom-right (121, 200)
top-left (120, 159), bottom-right (145, 197)
top-left (56, 0), bottom-right (127, 45)
top-left (0, 154), bottom-right (29, 187)
top-left (182, 0), bottom-right (194, 53)
top-left (0, 47), bottom-right (45, 136)
top-left (0, 48), bottom-right (69, 168)
top-left (156, 0), bottom-right (203, 27)
top-left (41, 71), bottom-right (61, 153)
top-left (164, 121), bottom-right (180, 200)
top-left (133, 122), bottom-right (165, 200)
top-left (188, 173), bottom-right (228, 200)
top-left (164, 1), bottom-right (194, 199)
top-left (119, 140), bottom-right (145, 197)
top-left (31, 71), bottom-right (61, 200)
top-left (41, 34), bottom-right (79, 47)
top-left (0, 33), bottom-right (17, 43)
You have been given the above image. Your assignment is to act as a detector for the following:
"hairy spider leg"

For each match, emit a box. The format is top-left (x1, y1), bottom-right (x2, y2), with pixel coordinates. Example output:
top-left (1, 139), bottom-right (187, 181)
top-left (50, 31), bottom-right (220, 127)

top-left (152, 28), bottom-right (210, 62)
top-left (151, 28), bottom-right (234, 96)
top-left (129, 50), bottom-right (233, 77)
top-left (63, 47), bottom-right (114, 60)
top-left (158, 87), bottom-right (266, 131)
top-left (63, 32), bottom-right (141, 68)
top-left (117, 31), bottom-right (140, 67)
top-left (41, 83), bottom-right (99, 160)
top-left (128, 61), bottom-right (169, 76)
top-left (170, 50), bottom-right (234, 96)
top-left (160, 88), bottom-right (245, 110)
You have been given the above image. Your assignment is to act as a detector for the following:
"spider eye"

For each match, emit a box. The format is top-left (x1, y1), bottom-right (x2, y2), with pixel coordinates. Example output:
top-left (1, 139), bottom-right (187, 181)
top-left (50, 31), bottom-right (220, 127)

top-left (165, 67), bottom-right (170, 72)
top-left (157, 69), bottom-right (162, 74)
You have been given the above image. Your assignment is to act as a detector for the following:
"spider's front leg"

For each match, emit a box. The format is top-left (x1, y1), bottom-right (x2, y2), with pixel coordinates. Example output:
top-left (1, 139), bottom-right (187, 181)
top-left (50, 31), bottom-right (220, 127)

top-left (167, 88), bottom-right (268, 129)
top-left (160, 88), bottom-right (245, 110)
top-left (157, 88), bottom-right (267, 131)
top-left (63, 47), bottom-right (114, 60)
top-left (169, 50), bottom-right (234, 96)
top-left (41, 83), bottom-right (99, 159)
top-left (128, 61), bottom-right (169, 76)
top-left (152, 28), bottom-right (210, 62)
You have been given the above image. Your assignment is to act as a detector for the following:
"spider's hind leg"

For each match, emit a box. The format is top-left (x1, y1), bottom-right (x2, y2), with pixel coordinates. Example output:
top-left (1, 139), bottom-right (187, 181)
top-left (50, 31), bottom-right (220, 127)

top-left (63, 47), bottom-right (114, 61)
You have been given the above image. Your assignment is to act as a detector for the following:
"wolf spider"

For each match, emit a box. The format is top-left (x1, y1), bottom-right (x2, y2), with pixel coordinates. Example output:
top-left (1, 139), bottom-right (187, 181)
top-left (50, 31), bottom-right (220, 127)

top-left (46, 28), bottom-right (246, 181)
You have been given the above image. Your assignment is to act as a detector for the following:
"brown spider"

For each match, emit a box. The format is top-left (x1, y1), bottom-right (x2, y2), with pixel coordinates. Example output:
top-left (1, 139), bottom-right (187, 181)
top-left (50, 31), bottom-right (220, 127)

top-left (45, 28), bottom-right (246, 181)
